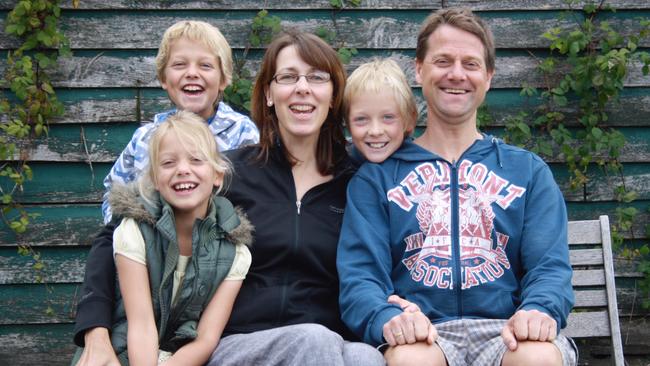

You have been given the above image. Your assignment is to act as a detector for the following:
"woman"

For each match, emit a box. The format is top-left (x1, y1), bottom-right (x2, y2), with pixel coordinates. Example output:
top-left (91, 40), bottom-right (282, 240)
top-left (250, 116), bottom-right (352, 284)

top-left (73, 31), bottom-right (385, 366)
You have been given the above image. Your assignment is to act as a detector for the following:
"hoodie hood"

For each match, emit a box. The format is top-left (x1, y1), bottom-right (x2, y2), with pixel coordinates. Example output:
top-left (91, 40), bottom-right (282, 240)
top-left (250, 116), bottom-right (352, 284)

top-left (390, 134), bottom-right (502, 165)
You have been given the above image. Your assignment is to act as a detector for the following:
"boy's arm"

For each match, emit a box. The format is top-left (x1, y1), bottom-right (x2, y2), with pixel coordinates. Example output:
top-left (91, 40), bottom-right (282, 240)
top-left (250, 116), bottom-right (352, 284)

top-left (115, 254), bottom-right (159, 365)
top-left (73, 222), bottom-right (118, 346)
top-left (163, 280), bottom-right (243, 366)
top-left (233, 117), bottom-right (259, 148)
top-left (337, 173), bottom-right (404, 346)
top-left (101, 124), bottom-right (152, 223)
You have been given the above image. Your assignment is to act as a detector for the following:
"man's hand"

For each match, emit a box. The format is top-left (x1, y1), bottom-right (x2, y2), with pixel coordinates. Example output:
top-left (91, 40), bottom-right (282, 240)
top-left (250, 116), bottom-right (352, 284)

top-left (501, 309), bottom-right (557, 351)
top-left (75, 327), bottom-right (120, 366)
top-left (384, 295), bottom-right (437, 346)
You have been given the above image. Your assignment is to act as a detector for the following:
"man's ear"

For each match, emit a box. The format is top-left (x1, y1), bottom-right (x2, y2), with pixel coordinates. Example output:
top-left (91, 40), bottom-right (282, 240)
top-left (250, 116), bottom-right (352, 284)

top-left (485, 69), bottom-right (494, 91)
top-left (415, 60), bottom-right (423, 85)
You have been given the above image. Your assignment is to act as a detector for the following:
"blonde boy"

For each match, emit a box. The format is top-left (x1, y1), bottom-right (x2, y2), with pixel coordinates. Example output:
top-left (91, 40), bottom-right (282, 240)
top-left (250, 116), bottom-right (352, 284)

top-left (344, 58), bottom-right (418, 163)
top-left (101, 20), bottom-right (259, 222)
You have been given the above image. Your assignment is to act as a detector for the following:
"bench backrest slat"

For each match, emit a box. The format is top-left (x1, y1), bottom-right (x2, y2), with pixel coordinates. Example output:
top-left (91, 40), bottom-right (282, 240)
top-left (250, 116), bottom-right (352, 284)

top-left (566, 215), bottom-right (624, 366)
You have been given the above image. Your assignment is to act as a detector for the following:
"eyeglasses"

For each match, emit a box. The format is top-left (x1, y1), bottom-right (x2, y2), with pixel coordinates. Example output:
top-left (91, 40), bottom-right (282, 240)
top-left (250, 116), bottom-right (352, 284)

top-left (271, 72), bottom-right (331, 85)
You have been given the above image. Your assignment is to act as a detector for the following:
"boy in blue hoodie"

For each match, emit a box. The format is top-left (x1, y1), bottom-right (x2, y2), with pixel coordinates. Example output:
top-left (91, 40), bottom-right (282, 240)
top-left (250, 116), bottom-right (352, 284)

top-left (337, 8), bottom-right (577, 366)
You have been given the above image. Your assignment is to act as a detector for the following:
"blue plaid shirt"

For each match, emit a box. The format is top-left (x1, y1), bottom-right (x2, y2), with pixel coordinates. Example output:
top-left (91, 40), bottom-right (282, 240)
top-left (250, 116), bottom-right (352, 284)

top-left (101, 102), bottom-right (259, 222)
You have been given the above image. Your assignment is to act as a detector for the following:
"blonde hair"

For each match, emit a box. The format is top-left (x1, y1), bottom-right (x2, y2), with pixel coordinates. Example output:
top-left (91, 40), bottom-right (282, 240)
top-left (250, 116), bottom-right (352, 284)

top-left (344, 58), bottom-right (418, 135)
top-left (139, 110), bottom-right (231, 205)
top-left (155, 20), bottom-right (233, 86)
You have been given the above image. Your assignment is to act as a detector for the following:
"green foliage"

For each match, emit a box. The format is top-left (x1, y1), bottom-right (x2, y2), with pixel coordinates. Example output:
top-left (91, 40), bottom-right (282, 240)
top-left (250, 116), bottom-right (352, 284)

top-left (316, 0), bottom-right (359, 64)
top-left (1, 0), bottom-right (74, 295)
top-left (501, 1), bottom-right (650, 307)
top-left (223, 10), bottom-right (281, 112)
top-left (1, 0), bottom-right (70, 232)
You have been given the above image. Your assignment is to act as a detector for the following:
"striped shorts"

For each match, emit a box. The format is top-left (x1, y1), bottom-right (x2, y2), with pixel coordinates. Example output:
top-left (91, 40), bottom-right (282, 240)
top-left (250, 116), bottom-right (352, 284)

top-left (434, 319), bottom-right (577, 366)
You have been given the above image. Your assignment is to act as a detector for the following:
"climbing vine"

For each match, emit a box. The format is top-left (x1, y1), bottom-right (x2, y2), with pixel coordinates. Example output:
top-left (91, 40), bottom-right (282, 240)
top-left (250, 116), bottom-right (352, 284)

top-left (224, 2), bottom-right (362, 112)
top-left (316, 0), bottom-right (360, 64)
top-left (1, 0), bottom-right (74, 296)
top-left (223, 10), bottom-right (281, 112)
top-left (500, 1), bottom-right (650, 307)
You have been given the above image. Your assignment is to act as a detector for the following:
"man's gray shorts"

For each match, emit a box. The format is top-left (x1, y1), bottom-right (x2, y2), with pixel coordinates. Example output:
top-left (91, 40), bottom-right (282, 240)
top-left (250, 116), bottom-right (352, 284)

top-left (434, 319), bottom-right (577, 366)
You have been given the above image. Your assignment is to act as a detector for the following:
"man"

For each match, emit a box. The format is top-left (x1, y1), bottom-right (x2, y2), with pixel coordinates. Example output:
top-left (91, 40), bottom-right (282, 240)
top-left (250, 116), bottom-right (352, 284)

top-left (337, 8), bottom-right (577, 366)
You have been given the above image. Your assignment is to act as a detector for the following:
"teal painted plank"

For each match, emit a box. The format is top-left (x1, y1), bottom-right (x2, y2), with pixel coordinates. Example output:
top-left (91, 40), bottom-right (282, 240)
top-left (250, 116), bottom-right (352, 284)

top-left (0, 323), bottom-right (76, 366)
top-left (1, 162), bottom-right (110, 203)
top-left (548, 163), bottom-right (650, 202)
top-left (0, 204), bottom-right (102, 247)
top-left (2, 10), bottom-right (650, 50)
top-left (2, 161), bottom-right (648, 204)
top-left (8, 123), bottom-right (140, 162)
top-left (0, 246), bottom-right (89, 284)
top-left (0, 284), bottom-right (80, 324)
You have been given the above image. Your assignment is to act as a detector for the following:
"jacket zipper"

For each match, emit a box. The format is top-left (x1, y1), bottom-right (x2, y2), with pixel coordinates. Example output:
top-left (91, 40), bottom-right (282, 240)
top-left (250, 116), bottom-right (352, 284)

top-left (451, 161), bottom-right (463, 318)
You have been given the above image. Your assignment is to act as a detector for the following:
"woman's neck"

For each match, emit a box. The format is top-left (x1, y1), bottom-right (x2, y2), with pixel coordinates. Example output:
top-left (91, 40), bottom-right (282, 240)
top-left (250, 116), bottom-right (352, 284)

top-left (279, 133), bottom-right (332, 201)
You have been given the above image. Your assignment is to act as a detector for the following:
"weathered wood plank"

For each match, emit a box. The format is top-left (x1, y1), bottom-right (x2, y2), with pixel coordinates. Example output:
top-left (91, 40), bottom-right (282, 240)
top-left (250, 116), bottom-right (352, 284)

top-left (573, 269), bottom-right (606, 287)
top-left (6, 161), bottom-right (648, 204)
top-left (571, 248), bottom-right (605, 266)
top-left (2, 52), bottom-right (649, 90)
top-left (569, 220), bottom-right (604, 244)
top-left (0, 0), bottom-right (445, 10)
top-left (4, 162), bottom-right (110, 203)
top-left (0, 324), bottom-right (75, 366)
top-left (564, 311), bottom-right (611, 338)
top-left (0, 205), bottom-right (103, 247)
top-left (6, 88), bottom-right (649, 130)
top-left (1, 244), bottom-right (641, 285)
top-left (2, 283), bottom-right (643, 325)
top-left (9, 124), bottom-right (650, 163)
top-left (0, 203), bottom-right (646, 249)
top-left (574, 289), bottom-right (608, 308)
top-left (1, 0), bottom-right (645, 11)
top-left (0, 247), bottom-right (88, 285)
top-left (567, 202), bottom-right (649, 240)
top-left (0, 284), bottom-right (79, 324)
top-left (1, 11), bottom-right (649, 50)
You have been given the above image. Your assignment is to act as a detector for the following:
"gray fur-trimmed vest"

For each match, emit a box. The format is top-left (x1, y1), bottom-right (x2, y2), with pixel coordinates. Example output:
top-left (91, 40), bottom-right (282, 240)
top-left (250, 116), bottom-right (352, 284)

top-left (107, 184), bottom-right (253, 363)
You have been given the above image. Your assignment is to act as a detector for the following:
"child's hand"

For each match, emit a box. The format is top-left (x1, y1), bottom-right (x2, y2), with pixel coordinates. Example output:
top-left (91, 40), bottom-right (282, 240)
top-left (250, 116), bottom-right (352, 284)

top-left (75, 327), bottom-right (121, 366)
top-left (387, 294), bottom-right (421, 313)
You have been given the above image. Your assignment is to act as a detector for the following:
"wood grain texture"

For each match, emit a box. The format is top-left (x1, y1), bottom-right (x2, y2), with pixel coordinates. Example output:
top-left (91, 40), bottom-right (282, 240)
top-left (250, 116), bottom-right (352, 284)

top-left (1, 11), bottom-right (649, 50)
top-left (1, 0), bottom-right (645, 10)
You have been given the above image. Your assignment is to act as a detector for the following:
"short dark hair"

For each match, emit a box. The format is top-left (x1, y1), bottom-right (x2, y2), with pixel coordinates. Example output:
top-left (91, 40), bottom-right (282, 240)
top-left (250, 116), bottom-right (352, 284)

top-left (416, 8), bottom-right (495, 72)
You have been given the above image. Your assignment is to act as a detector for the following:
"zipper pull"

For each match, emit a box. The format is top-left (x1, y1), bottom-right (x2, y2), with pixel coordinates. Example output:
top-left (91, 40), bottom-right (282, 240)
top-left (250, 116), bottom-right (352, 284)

top-left (296, 200), bottom-right (301, 215)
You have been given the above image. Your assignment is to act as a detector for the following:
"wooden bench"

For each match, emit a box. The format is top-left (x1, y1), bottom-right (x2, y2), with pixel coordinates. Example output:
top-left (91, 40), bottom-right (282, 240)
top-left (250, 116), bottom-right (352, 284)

top-left (564, 215), bottom-right (624, 365)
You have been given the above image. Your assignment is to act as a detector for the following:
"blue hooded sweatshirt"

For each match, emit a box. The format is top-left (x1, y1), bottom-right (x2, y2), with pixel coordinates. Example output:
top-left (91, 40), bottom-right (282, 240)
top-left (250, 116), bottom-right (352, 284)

top-left (337, 137), bottom-right (574, 346)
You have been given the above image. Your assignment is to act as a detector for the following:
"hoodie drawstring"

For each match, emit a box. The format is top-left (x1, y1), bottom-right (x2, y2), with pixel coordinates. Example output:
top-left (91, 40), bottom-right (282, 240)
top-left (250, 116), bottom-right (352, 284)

top-left (492, 137), bottom-right (503, 168)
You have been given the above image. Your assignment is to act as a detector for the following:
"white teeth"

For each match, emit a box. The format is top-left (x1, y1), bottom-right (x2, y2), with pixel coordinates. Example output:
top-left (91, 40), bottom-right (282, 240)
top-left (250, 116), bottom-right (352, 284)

top-left (368, 142), bottom-right (388, 149)
top-left (174, 183), bottom-right (196, 190)
top-left (183, 85), bottom-right (203, 92)
top-left (290, 105), bottom-right (314, 112)
top-left (443, 88), bottom-right (467, 94)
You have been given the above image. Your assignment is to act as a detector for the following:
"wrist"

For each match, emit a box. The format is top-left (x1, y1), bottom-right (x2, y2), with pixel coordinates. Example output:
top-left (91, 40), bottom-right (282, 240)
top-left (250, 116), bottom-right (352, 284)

top-left (84, 327), bottom-right (110, 343)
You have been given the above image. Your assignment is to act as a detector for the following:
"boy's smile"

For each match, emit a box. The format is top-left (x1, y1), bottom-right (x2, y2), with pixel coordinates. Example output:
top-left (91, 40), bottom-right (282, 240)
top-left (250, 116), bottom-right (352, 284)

top-left (161, 37), bottom-right (227, 120)
top-left (349, 90), bottom-right (408, 163)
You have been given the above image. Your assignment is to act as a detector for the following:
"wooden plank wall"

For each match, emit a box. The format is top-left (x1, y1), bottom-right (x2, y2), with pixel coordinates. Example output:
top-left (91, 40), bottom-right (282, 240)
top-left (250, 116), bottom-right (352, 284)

top-left (0, 1), bottom-right (648, 365)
